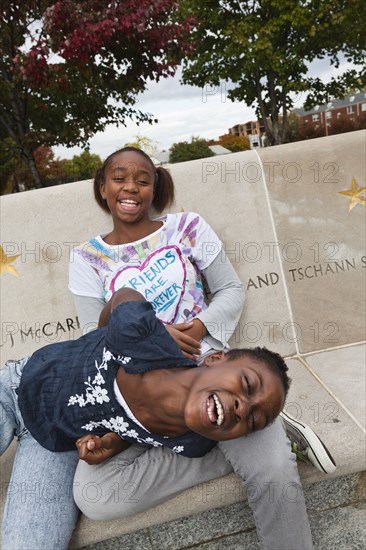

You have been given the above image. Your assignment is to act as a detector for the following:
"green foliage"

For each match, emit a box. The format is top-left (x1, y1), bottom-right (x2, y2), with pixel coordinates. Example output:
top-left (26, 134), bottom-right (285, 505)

top-left (63, 151), bottom-right (102, 182)
top-left (0, 1), bottom-right (186, 188)
top-left (169, 136), bottom-right (215, 163)
top-left (179, 0), bottom-right (366, 145)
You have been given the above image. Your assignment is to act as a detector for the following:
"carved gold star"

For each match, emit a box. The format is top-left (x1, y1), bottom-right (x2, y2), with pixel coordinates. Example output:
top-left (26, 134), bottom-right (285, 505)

top-left (0, 245), bottom-right (20, 277)
top-left (338, 177), bottom-right (366, 211)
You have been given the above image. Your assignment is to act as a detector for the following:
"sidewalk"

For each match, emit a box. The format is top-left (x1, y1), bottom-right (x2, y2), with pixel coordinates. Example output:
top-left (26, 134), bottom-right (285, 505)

top-left (80, 473), bottom-right (365, 550)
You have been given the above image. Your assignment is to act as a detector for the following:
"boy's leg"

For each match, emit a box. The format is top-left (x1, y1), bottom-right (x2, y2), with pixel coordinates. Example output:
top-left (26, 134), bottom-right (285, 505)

top-left (74, 419), bottom-right (313, 550)
top-left (74, 443), bottom-right (233, 520)
top-left (218, 417), bottom-right (313, 550)
top-left (2, 432), bottom-right (79, 550)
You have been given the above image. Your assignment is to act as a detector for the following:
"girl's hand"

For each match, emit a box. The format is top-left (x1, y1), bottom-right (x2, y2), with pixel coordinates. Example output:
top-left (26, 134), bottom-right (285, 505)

top-left (76, 433), bottom-right (130, 464)
top-left (166, 320), bottom-right (206, 360)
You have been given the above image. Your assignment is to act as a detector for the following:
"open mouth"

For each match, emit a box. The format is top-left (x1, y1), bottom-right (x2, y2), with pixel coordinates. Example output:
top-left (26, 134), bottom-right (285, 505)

top-left (206, 393), bottom-right (225, 426)
top-left (117, 199), bottom-right (139, 208)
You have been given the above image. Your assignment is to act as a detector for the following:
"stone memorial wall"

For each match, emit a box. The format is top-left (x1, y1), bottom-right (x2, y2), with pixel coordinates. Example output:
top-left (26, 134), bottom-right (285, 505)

top-left (1, 130), bottom-right (364, 361)
top-left (1, 130), bottom-right (365, 548)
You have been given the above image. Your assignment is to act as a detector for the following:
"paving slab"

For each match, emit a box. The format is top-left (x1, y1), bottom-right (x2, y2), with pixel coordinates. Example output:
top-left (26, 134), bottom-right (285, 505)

top-left (80, 474), bottom-right (365, 550)
top-left (309, 504), bottom-right (366, 550)
top-left (148, 501), bottom-right (255, 549)
top-left (304, 472), bottom-right (366, 511)
top-left (304, 344), bottom-right (366, 429)
top-left (181, 531), bottom-right (260, 550)
top-left (284, 353), bottom-right (366, 482)
top-left (70, 473), bottom-right (244, 549)
top-left (79, 529), bottom-right (153, 550)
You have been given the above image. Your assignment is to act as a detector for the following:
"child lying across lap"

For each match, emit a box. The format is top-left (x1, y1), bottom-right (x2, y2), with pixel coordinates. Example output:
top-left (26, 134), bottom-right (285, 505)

top-left (1, 288), bottom-right (290, 466)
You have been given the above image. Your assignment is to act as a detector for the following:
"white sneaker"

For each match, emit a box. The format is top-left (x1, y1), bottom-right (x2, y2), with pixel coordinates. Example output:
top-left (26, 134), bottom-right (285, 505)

top-left (281, 410), bottom-right (337, 474)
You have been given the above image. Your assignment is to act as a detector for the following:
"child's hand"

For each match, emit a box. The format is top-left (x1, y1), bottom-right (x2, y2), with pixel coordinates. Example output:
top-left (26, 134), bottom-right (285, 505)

top-left (76, 433), bottom-right (130, 464)
top-left (166, 322), bottom-right (202, 360)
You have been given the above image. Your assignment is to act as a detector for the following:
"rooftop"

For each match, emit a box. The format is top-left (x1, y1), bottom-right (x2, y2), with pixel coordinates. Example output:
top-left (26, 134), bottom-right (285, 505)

top-left (294, 91), bottom-right (366, 116)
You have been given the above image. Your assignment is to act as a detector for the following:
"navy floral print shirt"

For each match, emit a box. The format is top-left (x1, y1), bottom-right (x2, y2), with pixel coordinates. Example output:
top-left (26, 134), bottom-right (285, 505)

top-left (18, 301), bottom-right (216, 457)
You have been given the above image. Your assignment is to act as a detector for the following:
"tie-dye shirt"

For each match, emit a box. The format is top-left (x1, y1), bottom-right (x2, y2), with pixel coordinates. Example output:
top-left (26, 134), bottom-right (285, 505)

top-left (69, 212), bottom-right (222, 330)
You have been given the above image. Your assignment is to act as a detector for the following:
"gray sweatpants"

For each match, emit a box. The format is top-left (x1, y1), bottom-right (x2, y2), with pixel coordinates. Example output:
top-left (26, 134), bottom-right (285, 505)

top-left (74, 416), bottom-right (313, 550)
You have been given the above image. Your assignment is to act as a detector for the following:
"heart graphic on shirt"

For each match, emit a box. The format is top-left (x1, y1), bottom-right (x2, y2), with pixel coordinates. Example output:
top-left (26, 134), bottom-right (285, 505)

top-left (109, 245), bottom-right (187, 324)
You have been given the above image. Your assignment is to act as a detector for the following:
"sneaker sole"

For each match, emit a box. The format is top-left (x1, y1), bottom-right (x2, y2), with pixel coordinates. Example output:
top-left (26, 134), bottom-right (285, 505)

top-left (281, 411), bottom-right (337, 474)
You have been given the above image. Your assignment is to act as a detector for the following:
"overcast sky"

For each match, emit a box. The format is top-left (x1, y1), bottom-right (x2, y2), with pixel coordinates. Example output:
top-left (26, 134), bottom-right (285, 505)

top-left (53, 58), bottom-right (357, 160)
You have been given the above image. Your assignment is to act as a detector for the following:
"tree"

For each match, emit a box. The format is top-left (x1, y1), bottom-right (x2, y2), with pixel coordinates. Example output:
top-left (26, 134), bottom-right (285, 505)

top-left (1, 145), bottom-right (65, 193)
top-left (124, 135), bottom-right (160, 157)
top-left (0, 146), bottom-right (103, 194)
top-left (63, 151), bottom-right (102, 182)
top-left (0, 137), bottom-right (21, 194)
top-left (169, 136), bottom-right (215, 163)
top-left (179, 0), bottom-right (366, 145)
top-left (298, 111), bottom-right (366, 141)
top-left (0, 1), bottom-right (188, 188)
top-left (328, 112), bottom-right (366, 135)
top-left (283, 112), bottom-right (301, 143)
top-left (216, 133), bottom-right (250, 152)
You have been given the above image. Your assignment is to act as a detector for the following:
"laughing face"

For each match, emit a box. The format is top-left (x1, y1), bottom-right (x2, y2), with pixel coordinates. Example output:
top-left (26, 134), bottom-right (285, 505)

top-left (100, 150), bottom-right (156, 225)
top-left (184, 353), bottom-right (286, 441)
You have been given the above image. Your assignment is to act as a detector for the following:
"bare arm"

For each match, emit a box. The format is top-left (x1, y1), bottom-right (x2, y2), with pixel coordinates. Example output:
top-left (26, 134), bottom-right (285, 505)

top-left (98, 288), bottom-right (146, 328)
top-left (76, 433), bottom-right (130, 465)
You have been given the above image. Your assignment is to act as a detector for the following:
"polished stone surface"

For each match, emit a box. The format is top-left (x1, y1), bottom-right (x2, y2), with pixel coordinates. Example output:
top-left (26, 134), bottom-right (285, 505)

top-left (0, 180), bottom-right (110, 359)
top-left (169, 152), bottom-right (297, 357)
top-left (257, 131), bottom-right (366, 353)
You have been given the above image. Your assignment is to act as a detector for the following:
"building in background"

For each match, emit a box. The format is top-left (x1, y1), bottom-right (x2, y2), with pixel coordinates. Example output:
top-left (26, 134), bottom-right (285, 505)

top-left (226, 120), bottom-right (265, 148)
top-left (293, 92), bottom-right (366, 136)
top-left (225, 92), bottom-right (366, 147)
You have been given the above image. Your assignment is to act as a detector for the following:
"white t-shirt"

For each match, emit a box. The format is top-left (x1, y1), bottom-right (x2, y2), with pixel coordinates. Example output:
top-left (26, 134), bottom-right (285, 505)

top-left (69, 212), bottom-right (222, 327)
